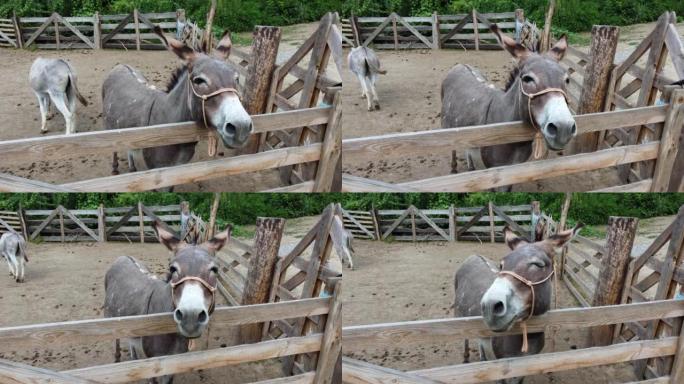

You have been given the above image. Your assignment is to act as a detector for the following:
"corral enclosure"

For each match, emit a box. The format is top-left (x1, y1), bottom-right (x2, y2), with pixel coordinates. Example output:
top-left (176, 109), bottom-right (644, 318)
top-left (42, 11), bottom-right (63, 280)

top-left (341, 11), bottom-right (684, 193)
top-left (0, 11), bottom-right (343, 192)
top-left (0, 204), bottom-right (345, 383)
top-left (341, 209), bottom-right (684, 383)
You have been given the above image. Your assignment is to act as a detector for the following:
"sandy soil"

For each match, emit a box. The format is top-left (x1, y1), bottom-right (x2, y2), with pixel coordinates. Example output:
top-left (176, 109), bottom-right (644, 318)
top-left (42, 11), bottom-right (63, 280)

top-left (341, 19), bottom-right (684, 191)
top-left (0, 22), bottom-right (340, 191)
top-left (342, 214), bottom-right (677, 383)
top-left (0, 215), bottom-right (327, 383)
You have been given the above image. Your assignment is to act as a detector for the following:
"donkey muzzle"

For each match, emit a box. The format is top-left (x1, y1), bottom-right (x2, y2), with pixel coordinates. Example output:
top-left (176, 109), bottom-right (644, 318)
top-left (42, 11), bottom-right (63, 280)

top-left (539, 96), bottom-right (577, 150)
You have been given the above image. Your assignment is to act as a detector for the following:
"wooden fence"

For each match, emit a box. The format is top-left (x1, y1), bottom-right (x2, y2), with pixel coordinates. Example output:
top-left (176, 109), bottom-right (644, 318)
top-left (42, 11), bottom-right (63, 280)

top-left (342, 202), bottom-right (540, 242)
top-left (342, 299), bottom-right (684, 383)
top-left (0, 289), bottom-right (341, 383)
top-left (342, 12), bottom-right (684, 193)
top-left (3, 10), bottom-right (186, 50)
top-left (346, 9), bottom-right (522, 50)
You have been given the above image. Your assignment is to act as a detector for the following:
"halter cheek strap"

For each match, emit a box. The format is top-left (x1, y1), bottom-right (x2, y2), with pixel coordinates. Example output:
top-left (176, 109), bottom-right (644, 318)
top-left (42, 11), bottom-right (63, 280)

top-left (498, 264), bottom-right (555, 353)
top-left (170, 275), bottom-right (217, 314)
top-left (519, 79), bottom-right (568, 160)
top-left (187, 76), bottom-right (241, 157)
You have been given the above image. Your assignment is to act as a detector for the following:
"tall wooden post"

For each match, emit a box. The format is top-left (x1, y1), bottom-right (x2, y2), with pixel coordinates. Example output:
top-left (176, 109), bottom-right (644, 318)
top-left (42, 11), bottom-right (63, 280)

top-left (350, 13), bottom-right (361, 47)
top-left (410, 207), bottom-right (417, 242)
top-left (313, 281), bottom-right (342, 383)
top-left (207, 192), bottom-right (221, 239)
top-left (133, 9), bottom-right (141, 51)
top-left (179, 201), bottom-right (191, 241)
top-left (392, 14), bottom-right (398, 50)
top-left (241, 26), bottom-right (282, 154)
top-left (449, 204), bottom-right (456, 242)
top-left (202, 0), bottom-right (217, 53)
top-left (569, 25), bottom-right (620, 154)
top-left (93, 12), bottom-right (101, 50)
top-left (488, 202), bottom-right (495, 243)
top-left (54, 17), bottom-right (60, 50)
top-left (432, 12), bottom-right (440, 50)
top-left (660, 88), bottom-right (684, 192)
top-left (558, 193), bottom-right (572, 280)
top-left (472, 9), bottom-right (479, 51)
top-left (540, 0), bottom-right (556, 52)
top-left (240, 217), bottom-right (286, 344)
top-left (672, 316), bottom-right (684, 383)
top-left (58, 206), bottom-right (65, 243)
top-left (98, 203), bottom-right (106, 242)
top-left (176, 9), bottom-right (186, 37)
top-left (371, 204), bottom-right (381, 241)
top-left (531, 201), bottom-right (541, 241)
top-left (589, 216), bottom-right (638, 346)
top-left (313, 91), bottom-right (342, 192)
top-left (17, 203), bottom-right (28, 241)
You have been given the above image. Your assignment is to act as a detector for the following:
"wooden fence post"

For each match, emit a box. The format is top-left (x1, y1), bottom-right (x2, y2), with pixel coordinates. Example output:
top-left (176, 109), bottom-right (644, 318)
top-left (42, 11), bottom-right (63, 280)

top-left (410, 206), bottom-right (417, 242)
top-left (313, 91), bottom-right (342, 192)
top-left (558, 193), bottom-right (572, 280)
top-left (449, 204), bottom-right (456, 242)
top-left (54, 16), bottom-right (60, 50)
top-left (98, 203), bottom-right (106, 242)
top-left (671, 315), bottom-right (684, 382)
top-left (241, 26), bottom-right (282, 154)
top-left (488, 202), bottom-right (495, 243)
top-left (531, 201), bottom-right (541, 241)
top-left (589, 216), bottom-right (638, 346)
top-left (58, 206), bottom-right (65, 243)
top-left (176, 9), bottom-right (186, 35)
top-left (432, 12), bottom-right (440, 50)
top-left (472, 9), bottom-right (479, 51)
top-left (12, 12), bottom-right (23, 49)
top-left (240, 217), bottom-right (286, 344)
top-left (93, 12), bottom-right (101, 49)
top-left (313, 281), bottom-right (342, 383)
top-left (371, 204), bottom-right (381, 241)
top-left (569, 25), bottom-right (620, 154)
top-left (655, 88), bottom-right (684, 192)
top-left (350, 13), bottom-right (361, 47)
top-left (137, 201), bottom-right (145, 243)
top-left (179, 201), bottom-right (190, 240)
top-left (392, 14), bottom-right (398, 50)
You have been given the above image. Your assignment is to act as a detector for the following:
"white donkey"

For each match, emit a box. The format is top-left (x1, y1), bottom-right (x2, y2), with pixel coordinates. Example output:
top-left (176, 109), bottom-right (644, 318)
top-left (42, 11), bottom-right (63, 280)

top-left (348, 46), bottom-right (386, 111)
top-left (29, 58), bottom-right (88, 134)
top-left (0, 232), bottom-right (28, 283)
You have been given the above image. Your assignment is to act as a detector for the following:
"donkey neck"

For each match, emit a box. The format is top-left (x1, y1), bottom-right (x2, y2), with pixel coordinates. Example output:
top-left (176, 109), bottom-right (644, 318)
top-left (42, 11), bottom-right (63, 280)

top-left (497, 78), bottom-right (525, 122)
top-left (152, 69), bottom-right (196, 124)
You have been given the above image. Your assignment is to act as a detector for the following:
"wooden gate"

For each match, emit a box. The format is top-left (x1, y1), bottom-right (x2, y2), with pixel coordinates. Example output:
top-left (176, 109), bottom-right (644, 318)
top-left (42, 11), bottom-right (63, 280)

top-left (0, 209), bottom-right (26, 239)
top-left (615, 205), bottom-right (684, 380)
top-left (0, 16), bottom-right (20, 48)
top-left (561, 233), bottom-right (607, 307)
top-left (22, 13), bottom-right (96, 49)
top-left (105, 204), bottom-right (181, 242)
top-left (26, 206), bottom-right (99, 242)
top-left (341, 209), bottom-right (377, 240)
top-left (264, 203), bottom-right (343, 376)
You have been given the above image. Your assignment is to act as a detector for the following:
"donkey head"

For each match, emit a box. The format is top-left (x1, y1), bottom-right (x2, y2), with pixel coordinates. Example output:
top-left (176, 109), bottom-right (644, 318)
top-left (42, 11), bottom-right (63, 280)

top-left (492, 24), bottom-right (577, 151)
top-left (153, 221), bottom-right (231, 338)
top-left (481, 223), bottom-right (582, 332)
top-left (155, 27), bottom-right (253, 148)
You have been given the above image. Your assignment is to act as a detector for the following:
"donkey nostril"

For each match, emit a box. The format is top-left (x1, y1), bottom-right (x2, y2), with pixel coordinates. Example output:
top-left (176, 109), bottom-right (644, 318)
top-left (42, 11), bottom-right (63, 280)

top-left (493, 301), bottom-right (505, 316)
top-left (546, 123), bottom-right (558, 137)
top-left (174, 309), bottom-right (183, 322)
top-left (571, 123), bottom-right (578, 136)
top-left (223, 123), bottom-right (236, 136)
top-left (198, 310), bottom-right (208, 323)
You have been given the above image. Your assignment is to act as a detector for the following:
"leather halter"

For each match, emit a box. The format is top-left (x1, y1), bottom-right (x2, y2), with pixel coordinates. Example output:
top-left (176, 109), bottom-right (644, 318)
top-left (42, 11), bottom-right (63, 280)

top-left (170, 275), bottom-right (217, 314)
top-left (519, 78), bottom-right (568, 160)
top-left (187, 75), bottom-right (241, 157)
top-left (498, 262), bottom-right (555, 353)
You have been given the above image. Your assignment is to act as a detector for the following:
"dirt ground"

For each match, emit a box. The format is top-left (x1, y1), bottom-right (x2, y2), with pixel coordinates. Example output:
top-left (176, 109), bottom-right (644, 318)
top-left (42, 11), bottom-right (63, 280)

top-left (0, 215), bottom-right (327, 383)
top-left (341, 19), bottom-right (684, 191)
top-left (342, 214), bottom-right (676, 383)
top-left (0, 22), bottom-right (339, 191)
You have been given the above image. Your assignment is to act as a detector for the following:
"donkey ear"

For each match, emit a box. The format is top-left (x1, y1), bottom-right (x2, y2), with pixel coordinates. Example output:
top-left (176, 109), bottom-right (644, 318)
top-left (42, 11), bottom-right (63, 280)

top-left (153, 221), bottom-right (182, 251)
top-left (204, 224), bottom-right (232, 253)
top-left (213, 30), bottom-right (232, 60)
top-left (543, 222), bottom-right (583, 248)
top-left (504, 225), bottom-right (529, 250)
top-left (535, 218), bottom-right (547, 242)
top-left (491, 24), bottom-right (530, 60)
top-left (547, 35), bottom-right (568, 61)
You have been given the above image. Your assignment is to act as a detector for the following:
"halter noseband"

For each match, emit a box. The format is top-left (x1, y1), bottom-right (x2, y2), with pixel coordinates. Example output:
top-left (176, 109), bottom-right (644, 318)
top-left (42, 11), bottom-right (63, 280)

top-left (498, 261), bottom-right (555, 353)
top-left (519, 78), bottom-right (568, 160)
top-left (187, 74), bottom-right (241, 157)
top-left (170, 275), bottom-right (217, 314)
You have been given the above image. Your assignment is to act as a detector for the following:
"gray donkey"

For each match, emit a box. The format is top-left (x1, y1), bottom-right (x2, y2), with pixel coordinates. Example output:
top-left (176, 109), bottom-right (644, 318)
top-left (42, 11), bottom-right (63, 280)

top-left (29, 58), bottom-right (88, 135)
top-left (104, 221), bottom-right (230, 384)
top-left (103, 27), bottom-right (253, 176)
top-left (348, 46), bottom-right (387, 111)
top-left (442, 24), bottom-right (577, 188)
top-left (0, 231), bottom-right (28, 283)
top-left (454, 223), bottom-right (582, 384)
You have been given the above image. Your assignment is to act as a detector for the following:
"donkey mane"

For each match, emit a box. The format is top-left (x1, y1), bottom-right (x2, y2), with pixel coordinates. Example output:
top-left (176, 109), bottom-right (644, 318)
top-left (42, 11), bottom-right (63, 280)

top-left (504, 66), bottom-right (520, 91)
top-left (166, 65), bottom-right (189, 92)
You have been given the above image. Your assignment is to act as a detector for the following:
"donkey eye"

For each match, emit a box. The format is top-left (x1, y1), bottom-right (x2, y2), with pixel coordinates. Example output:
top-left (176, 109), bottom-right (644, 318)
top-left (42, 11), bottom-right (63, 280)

top-left (530, 261), bottom-right (545, 269)
top-left (522, 75), bottom-right (535, 83)
top-left (193, 77), bottom-right (207, 85)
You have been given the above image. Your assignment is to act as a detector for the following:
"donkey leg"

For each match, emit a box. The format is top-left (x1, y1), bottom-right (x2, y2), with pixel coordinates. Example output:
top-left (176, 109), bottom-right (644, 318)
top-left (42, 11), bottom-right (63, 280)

top-left (363, 76), bottom-right (375, 111)
top-left (66, 87), bottom-right (78, 134)
top-left (114, 339), bottom-right (121, 362)
top-left (356, 74), bottom-right (367, 99)
top-left (463, 338), bottom-right (470, 363)
top-left (51, 92), bottom-right (74, 135)
top-left (17, 258), bottom-right (24, 283)
top-left (127, 151), bottom-right (137, 173)
top-left (370, 74), bottom-right (380, 110)
top-left (4, 254), bottom-right (14, 278)
top-left (35, 92), bottom-right (49, 133)
top-left (111, 152), bottom-right (120, 175)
